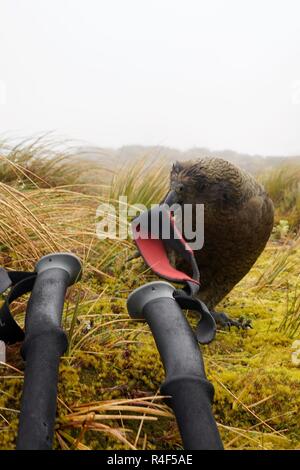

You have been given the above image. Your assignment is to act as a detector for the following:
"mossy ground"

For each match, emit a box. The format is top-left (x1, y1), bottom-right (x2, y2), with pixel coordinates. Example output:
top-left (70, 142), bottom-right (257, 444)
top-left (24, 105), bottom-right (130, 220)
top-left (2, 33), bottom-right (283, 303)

top-left (0, 142), bottom-right (299, 449)
top-left (0, 239), bottom-right (299, 450)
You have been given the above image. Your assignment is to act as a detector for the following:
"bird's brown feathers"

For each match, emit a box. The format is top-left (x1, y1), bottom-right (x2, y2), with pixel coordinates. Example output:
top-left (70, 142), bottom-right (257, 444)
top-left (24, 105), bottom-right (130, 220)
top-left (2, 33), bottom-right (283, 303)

top-left (169, 157), bottom-right (274, 309)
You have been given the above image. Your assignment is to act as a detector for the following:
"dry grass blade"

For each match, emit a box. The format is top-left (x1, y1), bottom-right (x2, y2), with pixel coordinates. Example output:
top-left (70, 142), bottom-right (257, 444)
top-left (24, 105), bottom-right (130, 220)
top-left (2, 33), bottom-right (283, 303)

top-left (214, 377), bottom-right (286, 438)
top-left (109, 156), bottom-right (169, 207)
top-left (60, 396), bottom-right (172, 449)
top-left (254, 237), bottom-right (299, 291)
top-left (278, 277), bottom-right (300, 337)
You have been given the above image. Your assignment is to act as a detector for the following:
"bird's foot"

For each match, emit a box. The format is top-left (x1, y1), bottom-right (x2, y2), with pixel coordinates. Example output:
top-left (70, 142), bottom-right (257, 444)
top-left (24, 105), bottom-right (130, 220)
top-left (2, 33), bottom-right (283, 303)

top-left (211, 311), bottom-right (252, 330)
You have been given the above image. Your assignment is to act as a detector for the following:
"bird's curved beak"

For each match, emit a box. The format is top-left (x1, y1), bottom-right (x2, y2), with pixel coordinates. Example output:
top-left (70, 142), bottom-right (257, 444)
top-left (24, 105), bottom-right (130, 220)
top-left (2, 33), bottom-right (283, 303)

top-left (163, 190), bottom-right (179, 206)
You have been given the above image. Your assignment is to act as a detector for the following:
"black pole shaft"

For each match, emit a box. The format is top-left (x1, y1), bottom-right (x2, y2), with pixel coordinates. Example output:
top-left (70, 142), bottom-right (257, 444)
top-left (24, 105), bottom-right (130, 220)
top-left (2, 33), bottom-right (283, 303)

top-left (16, 267), bottom-right (70, 450)
top-left (137, 289), bottom-right (223, 450)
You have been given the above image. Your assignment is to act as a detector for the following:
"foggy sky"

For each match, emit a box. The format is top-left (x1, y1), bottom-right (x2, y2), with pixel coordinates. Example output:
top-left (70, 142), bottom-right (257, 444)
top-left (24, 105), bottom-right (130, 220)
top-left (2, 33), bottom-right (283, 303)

top-left (0, 0), bottom-right (300, 156)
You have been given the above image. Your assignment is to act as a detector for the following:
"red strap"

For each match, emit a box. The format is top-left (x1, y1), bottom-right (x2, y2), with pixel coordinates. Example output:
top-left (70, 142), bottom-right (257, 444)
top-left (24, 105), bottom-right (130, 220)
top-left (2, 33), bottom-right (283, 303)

top-left (135, 236), bottom-right (199, 285)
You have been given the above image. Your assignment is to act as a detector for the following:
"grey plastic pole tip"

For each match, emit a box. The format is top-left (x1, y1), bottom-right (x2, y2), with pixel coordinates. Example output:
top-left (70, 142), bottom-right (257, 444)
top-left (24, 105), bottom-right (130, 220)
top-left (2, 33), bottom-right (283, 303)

top-left (35, 253), bottom-right (82, 286)
top-left (127, 281), bottom-right (175, 320)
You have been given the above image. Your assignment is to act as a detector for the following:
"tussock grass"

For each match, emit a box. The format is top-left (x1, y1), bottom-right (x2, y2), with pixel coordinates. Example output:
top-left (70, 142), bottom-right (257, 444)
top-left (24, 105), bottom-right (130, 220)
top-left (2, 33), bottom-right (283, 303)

top-left (279, 278), bottom-right (300, 338)
top-left (259, 163), bottom-right (300, 230)
top-left (59, 396), bottom-right (173, 450)
top-left (254, 237), bottom-right (300, 291)
top-left (109, 156), bottom-right (169, 207)
top-left (0, 136), bottom-right (111, 190)
top-left (0, 184), bottom-right (112, 268)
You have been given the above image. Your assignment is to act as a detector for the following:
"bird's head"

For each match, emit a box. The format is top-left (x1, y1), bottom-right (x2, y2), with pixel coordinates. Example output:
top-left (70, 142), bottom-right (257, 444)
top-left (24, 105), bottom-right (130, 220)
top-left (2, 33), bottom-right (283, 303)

top-left (163, 158), bottom-right (243, 210)
top-left (164, 161), bottom-right (195, 206)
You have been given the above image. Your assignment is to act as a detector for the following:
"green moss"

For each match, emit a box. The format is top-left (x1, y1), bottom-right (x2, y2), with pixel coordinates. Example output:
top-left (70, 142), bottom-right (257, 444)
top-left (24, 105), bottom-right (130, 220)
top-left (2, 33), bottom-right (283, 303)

top-left (0, 241), bottom-right (299, 450)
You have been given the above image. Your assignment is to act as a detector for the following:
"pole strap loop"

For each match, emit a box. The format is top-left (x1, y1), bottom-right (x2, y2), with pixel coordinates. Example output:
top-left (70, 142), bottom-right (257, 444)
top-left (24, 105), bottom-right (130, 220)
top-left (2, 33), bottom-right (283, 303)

top-left (173, 289), bottom-right (216, 344)
top-left (0, 268), bottom-right (37, 344)
top-left (131, 205), bottom-right (216, 344)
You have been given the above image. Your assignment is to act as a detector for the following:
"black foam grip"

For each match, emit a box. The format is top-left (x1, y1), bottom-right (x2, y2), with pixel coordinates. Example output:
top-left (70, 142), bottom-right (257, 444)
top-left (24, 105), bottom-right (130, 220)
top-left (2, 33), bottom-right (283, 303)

top-left (143, 297), bottom-right (223, 450)
top-left (16, 268), bottom-right (69, 450)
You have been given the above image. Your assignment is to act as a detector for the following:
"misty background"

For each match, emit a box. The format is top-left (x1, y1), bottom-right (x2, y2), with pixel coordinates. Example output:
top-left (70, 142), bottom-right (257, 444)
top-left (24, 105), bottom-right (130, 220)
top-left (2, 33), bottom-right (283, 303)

top-left (1, 0), bottom-right (300, 163)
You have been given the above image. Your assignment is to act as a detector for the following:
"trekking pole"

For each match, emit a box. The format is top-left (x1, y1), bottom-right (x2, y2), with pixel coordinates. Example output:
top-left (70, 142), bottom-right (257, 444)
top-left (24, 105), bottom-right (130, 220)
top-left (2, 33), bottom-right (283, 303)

top-left (127, 281), bottom-right (223, 450)
top-left (16, 253), bottom-right (82, 450)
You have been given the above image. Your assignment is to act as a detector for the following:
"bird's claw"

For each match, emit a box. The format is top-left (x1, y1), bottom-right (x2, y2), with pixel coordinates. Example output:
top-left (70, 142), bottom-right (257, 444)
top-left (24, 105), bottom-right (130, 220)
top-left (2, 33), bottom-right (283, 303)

top-left (237, 316), bottom-right (253, 330)
top-left (211, 311), bottom-right (252, 331)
